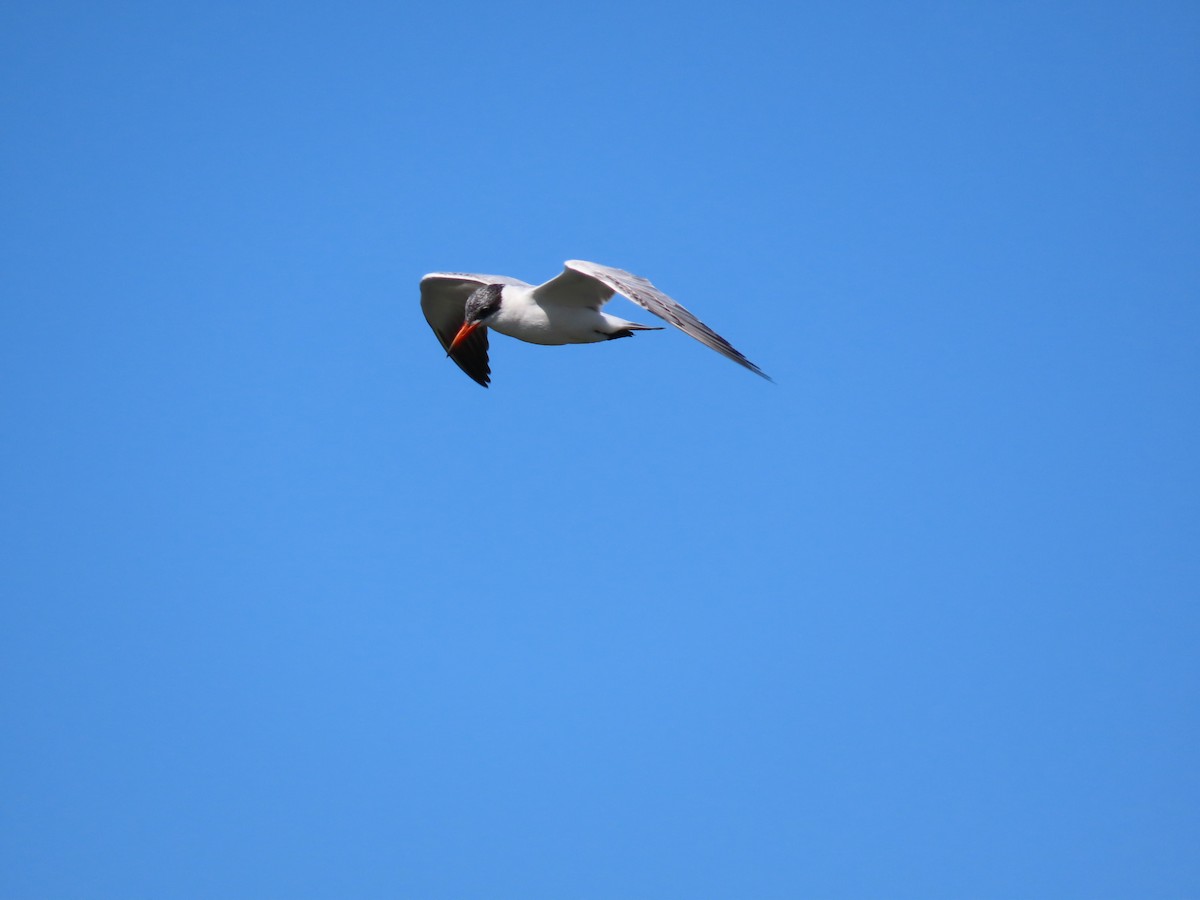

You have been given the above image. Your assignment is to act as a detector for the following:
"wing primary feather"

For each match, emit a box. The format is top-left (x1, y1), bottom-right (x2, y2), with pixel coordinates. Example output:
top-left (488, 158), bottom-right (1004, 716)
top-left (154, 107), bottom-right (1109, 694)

top-left (420, 272), bottom-right (519, 387)
top-left (564, 260), bottom-right (772, 380)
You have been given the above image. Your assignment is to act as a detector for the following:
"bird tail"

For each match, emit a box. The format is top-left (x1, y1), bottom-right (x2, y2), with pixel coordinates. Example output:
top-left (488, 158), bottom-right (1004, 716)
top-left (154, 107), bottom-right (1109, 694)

top-left (606, 322), bottom-right (664, 340)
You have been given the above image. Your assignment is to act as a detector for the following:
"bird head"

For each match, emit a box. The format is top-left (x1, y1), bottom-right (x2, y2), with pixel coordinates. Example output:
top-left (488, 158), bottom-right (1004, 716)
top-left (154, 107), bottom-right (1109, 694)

top-left (448, 284), bottom-right (504, 353)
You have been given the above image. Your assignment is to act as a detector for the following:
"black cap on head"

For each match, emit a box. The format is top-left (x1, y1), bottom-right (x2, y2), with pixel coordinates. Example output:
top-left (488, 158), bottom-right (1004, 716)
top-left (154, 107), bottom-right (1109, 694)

top-left (465, 284), bottom-right (504, 324)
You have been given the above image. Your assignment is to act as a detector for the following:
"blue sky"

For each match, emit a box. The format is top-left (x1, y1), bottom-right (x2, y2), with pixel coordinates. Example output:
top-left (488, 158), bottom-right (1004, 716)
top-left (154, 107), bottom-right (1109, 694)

top-left (2, 1), bottom-right (1197, 896)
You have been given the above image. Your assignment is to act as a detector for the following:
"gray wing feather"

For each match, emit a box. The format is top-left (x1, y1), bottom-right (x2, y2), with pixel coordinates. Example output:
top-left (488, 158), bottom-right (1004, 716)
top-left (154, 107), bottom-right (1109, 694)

top-left (419, 272), bottom-right (531, 387)
top-left (562, 260), bottom-right (771, 380)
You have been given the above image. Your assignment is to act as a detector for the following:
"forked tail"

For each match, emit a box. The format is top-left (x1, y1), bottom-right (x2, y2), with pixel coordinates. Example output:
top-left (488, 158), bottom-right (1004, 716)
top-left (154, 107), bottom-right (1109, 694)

top-left (606, 322), bottom-right (664, 340)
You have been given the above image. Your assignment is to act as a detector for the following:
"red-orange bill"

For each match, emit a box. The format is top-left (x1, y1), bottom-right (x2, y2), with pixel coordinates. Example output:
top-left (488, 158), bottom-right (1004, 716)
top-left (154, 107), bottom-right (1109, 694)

top-left (447, 321), bottom-right (479, 355)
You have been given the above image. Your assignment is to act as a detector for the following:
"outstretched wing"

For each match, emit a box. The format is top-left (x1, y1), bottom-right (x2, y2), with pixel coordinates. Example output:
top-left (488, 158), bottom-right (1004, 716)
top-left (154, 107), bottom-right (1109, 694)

top-left (551, 260), bottom-right (771, 380)
top-left (420, 272), bottom-right (530, 387)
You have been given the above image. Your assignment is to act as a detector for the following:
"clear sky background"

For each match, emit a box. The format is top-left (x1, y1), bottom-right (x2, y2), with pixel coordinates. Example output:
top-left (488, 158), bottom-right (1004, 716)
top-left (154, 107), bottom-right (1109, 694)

top-left (2, 1), bottom-right (1197, 897)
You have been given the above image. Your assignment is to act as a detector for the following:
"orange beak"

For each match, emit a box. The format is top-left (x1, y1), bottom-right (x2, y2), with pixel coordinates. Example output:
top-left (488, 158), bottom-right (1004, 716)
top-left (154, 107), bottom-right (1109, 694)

top-left (447, 320), bottom-right (480, 355)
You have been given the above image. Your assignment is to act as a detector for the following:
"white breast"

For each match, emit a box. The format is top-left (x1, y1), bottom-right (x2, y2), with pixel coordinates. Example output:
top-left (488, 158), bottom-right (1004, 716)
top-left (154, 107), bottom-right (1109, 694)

top-left (489, 286), bottom-right (610, 346)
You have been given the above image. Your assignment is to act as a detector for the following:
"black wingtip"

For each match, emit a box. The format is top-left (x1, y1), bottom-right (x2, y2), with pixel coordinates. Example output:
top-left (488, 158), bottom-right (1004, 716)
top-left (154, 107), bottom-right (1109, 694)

top-left (754, 366), bottom-right (775, 383)
top-left (736, 357), bottom-right (773, 382)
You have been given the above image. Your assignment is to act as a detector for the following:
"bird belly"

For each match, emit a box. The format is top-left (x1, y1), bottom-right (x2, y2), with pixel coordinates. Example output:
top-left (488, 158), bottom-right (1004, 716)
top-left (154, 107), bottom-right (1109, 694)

top-left (490, 303), bottom-right (609, 346)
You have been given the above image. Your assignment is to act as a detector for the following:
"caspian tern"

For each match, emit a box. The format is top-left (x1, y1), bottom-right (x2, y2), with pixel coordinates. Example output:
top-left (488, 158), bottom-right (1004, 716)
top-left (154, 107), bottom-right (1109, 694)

top-left (420, 259), bottom-right (770, 387)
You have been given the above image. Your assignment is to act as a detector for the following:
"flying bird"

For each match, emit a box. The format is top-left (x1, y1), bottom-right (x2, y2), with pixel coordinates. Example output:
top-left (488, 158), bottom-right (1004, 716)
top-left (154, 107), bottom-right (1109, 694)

top-left (419, 259), bottom-right (770, 387)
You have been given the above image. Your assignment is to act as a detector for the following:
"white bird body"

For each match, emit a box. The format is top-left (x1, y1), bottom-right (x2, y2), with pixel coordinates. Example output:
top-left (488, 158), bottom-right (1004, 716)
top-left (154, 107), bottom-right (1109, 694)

top-left (419, 259), bottom-right (769, 387)
top-left (486, 285), bottom-right (645, 346)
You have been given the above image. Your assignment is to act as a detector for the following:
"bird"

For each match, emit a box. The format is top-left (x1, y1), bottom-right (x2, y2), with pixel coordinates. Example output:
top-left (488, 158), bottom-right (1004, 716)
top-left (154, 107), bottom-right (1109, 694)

top-left (419, 259), bottom-right (770, 387)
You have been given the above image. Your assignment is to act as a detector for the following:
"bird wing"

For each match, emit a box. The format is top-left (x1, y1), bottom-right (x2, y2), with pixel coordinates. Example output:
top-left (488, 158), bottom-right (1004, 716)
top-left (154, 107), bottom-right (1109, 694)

top-left (420, 272), bottom-right (530, 387)
top-left (528, 263), bottom-right (616, 310)
top-left (537, 260), bottom-right (771, 380)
